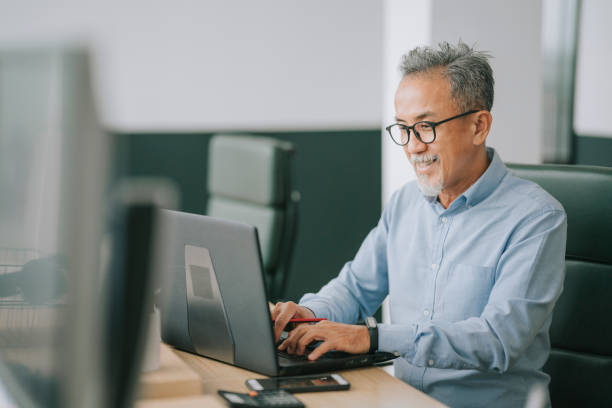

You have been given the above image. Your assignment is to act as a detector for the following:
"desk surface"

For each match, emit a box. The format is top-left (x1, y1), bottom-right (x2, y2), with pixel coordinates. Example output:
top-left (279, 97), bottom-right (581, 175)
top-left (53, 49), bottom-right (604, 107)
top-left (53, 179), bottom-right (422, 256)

top-left (137, 345), bottom-right (447, 408)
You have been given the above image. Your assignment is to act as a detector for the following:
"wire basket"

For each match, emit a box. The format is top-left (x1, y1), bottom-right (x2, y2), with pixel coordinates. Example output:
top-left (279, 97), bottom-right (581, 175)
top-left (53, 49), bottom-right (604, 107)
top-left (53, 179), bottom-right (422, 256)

top-left (0, 248), bottom-right (62, 348)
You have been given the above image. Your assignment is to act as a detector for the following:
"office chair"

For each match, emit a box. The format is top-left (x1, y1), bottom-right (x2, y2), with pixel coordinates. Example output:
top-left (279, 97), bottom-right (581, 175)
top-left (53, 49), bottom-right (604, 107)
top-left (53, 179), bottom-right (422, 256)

top-left (206, 134), bottom-right (299, 301)
top-left (507, 163), bottom-right (612, 408)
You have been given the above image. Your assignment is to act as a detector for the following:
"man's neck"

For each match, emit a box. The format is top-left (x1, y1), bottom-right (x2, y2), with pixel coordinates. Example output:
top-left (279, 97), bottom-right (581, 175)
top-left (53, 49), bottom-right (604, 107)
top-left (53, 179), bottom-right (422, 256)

top-left (437, 150), bottom-right (491, 209)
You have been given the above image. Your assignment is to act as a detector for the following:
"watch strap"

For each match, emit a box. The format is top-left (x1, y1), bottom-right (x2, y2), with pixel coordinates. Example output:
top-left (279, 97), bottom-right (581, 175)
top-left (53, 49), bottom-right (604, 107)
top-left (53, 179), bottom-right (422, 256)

top-left (365, 317), bottom-right (378, 353)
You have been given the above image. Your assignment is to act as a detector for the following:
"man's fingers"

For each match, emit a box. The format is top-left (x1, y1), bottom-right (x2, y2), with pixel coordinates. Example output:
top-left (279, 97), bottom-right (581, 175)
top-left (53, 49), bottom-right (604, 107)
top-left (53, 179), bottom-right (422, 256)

top-left (296, 330), bottom-right (321, 355)
top-left (269, 302), bottom-right (276, 316)
top-left (269, 301), bottom-right (320, 343)
top-left (270, 301), bottom-right (283, 320)
top-left (272, 302), bottom-right (294, 341)
top-left (285, 328), bottom-right (305, 354)
top-left (274, 312), bottom-right (295, 342)
top-left (282, 324), bottom-right (310, 354)
top-left (308, 340), bottom-right (334, 361)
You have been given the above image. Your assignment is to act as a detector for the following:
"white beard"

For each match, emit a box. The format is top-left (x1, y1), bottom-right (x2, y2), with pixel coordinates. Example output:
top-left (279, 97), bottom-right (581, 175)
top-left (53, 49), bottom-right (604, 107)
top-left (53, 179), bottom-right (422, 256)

top-left (416, 173), bottom-right (443, 197)
top-left (410, 154), bottom-right (443, 197)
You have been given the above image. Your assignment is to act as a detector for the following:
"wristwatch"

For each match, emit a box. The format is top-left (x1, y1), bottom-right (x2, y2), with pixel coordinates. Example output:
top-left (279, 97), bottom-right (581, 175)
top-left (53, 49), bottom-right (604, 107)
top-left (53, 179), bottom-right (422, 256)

top-left (364, 316), bottom-right (378, 353)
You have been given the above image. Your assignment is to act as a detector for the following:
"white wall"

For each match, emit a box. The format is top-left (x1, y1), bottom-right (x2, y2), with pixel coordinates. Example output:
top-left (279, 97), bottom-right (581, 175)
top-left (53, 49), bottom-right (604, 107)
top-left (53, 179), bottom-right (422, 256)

top-left (0, 0), bottom-right (382, 132)
top-left (574, 0), bottom-right (612, 138)
top-left (431, 0), bottom-right (543, 164)
top-left (381, 0), bottom-right (431, 205)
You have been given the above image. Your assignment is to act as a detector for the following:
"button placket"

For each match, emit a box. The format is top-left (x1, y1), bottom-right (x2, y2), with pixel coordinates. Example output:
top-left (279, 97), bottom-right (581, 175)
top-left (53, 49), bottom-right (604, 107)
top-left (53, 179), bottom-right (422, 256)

top-left (429, 214), bottom-right (452, 322)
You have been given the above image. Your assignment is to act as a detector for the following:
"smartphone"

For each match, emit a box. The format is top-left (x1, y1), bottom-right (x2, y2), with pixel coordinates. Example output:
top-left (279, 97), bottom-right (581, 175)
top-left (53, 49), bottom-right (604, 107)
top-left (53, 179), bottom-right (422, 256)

top-left (246, 373), bottom-right (350, 393)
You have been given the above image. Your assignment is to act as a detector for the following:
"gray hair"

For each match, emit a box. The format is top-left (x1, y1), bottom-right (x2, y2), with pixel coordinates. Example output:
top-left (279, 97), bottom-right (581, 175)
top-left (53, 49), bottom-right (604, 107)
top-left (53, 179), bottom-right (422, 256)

top-left (400, 41), bottom-right (494, 112)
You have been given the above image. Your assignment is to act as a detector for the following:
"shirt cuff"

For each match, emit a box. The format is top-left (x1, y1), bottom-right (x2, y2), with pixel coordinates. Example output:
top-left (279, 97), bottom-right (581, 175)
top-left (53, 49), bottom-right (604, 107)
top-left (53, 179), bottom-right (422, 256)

top-left (298, 296), bottom-right (332, 320)
top-left (377, 323), bottom-right (418, 358)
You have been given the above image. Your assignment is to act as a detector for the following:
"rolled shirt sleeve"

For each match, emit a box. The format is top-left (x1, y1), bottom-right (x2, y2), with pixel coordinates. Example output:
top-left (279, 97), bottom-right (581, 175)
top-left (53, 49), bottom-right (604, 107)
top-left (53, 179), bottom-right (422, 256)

top-left (300, 198), bottom-right (393, 323)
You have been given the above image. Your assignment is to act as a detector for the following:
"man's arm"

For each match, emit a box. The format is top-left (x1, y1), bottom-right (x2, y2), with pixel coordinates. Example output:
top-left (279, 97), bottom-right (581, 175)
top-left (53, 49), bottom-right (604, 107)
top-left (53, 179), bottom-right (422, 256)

top-left (298, 210), bottom-right (391, 324)
top-left (271, 191), bottom-right (397, 344)
top-left (378, 208), bottom-right (566, 372)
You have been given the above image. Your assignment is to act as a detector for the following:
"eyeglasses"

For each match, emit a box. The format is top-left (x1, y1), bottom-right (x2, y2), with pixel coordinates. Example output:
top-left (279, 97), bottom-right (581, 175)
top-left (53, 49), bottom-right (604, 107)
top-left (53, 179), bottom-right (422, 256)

top-left (386, 110), bottom-right (479, 146)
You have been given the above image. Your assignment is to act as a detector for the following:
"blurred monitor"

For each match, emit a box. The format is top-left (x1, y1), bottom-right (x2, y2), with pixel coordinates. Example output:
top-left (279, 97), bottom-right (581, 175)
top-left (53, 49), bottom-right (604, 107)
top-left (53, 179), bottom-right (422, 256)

top-left (0, 45), bottom-right (168, 408)
top-left (0, 45), bottom-right (108, 408)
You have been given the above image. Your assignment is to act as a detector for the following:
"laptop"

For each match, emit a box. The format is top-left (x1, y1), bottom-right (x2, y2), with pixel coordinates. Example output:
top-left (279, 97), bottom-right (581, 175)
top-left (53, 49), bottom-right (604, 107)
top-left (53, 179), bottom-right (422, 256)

top-left (159, 210), bottom-right (398, 376)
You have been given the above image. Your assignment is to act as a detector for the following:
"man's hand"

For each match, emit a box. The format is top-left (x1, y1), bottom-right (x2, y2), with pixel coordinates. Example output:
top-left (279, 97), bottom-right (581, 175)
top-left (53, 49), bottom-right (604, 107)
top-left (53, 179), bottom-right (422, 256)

top-left (277, 320), bottom-right (370, 361)
top-left (269, 301), bottom-right (315, 342)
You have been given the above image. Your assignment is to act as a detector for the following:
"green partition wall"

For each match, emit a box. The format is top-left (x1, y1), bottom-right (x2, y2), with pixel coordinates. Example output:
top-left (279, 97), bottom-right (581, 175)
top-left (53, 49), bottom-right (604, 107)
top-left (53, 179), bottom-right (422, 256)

top-left (113, 130), bottom-right (382, 303)
top-left (575, 136), bottom-right (612, 167)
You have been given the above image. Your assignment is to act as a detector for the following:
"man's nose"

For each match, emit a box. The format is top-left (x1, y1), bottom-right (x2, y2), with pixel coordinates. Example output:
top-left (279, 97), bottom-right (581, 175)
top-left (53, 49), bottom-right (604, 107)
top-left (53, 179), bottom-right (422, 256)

top-left (405, 132), bottom-right (427, 155)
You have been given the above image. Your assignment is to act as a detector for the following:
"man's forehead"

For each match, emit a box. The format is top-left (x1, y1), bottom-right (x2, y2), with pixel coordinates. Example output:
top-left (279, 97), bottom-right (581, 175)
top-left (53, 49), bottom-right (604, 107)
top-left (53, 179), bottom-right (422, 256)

top-left (394, 73), bottom-right (455, 121)
top-left (394, 110), bottom-right (435, 123)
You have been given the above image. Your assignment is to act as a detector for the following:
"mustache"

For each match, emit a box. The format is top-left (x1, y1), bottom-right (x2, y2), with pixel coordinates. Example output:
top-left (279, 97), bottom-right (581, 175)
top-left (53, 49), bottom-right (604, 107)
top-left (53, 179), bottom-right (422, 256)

top-left (410, 154), bottom-right (439, 164)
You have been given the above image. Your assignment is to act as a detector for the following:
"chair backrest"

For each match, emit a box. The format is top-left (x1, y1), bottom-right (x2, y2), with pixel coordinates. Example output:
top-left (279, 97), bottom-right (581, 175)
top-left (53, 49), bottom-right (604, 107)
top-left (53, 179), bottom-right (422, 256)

top-left (206, 134), bottom-right (298, 301)
top-left (507, 163), bottom-right (612, 408)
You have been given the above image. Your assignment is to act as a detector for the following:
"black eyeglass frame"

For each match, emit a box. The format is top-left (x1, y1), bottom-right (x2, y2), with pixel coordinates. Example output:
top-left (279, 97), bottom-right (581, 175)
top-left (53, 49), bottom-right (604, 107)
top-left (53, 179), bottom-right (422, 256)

top-left (385, 109), bottom-right (480, 146)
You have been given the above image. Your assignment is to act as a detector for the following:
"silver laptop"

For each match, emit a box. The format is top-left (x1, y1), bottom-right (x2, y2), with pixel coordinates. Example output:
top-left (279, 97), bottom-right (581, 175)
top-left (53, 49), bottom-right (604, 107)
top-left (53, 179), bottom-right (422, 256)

top-left (159, 210), bottom-right (397, 376)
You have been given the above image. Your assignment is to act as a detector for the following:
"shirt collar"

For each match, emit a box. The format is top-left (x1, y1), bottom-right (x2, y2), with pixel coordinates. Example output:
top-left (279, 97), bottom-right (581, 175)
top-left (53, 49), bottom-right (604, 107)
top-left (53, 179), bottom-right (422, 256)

top-left (421, 147), bottom-right (507, 210)
top-left (461, 147), bottom-right (507, 207)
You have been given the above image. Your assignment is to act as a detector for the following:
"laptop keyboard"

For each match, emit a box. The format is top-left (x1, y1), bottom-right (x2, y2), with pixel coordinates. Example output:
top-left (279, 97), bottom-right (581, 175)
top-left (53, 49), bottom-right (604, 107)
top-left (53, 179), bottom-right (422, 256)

top-left (277, 350), bottom-right (309, 361)
top-left (276, 336), bottom-right (354, 361)
top-left (276, 349), bottom-right (352, 361)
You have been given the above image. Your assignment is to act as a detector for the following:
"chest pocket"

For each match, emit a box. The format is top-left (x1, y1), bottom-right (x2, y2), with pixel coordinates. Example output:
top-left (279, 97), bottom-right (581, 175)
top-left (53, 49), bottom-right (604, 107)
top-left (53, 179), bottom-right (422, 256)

top-left (438, 263), bottom-right (496, 321)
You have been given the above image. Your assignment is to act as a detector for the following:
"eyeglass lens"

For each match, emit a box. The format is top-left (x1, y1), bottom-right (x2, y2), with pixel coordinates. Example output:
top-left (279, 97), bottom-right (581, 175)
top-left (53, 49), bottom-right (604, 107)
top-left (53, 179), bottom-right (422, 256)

top-left (390, 122), bottom-right (435, 145)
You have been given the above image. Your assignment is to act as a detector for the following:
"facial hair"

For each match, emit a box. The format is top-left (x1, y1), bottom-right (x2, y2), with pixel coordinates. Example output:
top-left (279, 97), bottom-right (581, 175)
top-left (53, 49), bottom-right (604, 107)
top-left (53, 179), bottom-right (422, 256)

top-left (411, 154), bottom-right (443, 197)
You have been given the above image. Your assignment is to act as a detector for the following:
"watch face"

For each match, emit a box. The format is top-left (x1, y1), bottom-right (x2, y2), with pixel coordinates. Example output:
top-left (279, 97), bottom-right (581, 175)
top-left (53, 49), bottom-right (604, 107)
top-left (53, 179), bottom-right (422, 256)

top-left (365, 316), bottom-right (376, 328)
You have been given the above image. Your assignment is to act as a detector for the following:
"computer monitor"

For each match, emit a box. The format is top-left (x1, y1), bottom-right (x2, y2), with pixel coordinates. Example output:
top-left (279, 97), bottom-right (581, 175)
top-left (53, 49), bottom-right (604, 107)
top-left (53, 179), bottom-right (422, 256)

top-left (0, 45), bottom-right (171, 408)
top-left (0, 45), bottom-right (109, 408)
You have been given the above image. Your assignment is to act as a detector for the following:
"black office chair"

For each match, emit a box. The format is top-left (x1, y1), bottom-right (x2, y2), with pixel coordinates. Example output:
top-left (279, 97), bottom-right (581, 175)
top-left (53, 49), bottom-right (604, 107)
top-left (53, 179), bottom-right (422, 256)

top-left (206, 134), bottom-right (299, 301)
top-left (507, 163), bottom-right (612, 408)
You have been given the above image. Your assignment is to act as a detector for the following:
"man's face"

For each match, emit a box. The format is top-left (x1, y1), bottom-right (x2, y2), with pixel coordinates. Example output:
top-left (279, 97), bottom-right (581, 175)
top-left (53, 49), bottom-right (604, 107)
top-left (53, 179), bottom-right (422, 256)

top-left (394, 72), bottom-right (483, 200)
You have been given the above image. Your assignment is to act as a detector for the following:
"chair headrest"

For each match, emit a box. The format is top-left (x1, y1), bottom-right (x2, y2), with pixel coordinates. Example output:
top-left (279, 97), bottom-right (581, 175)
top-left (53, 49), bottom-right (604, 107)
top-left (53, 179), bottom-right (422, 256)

top-left (208, 134), bottom-right (294, 206)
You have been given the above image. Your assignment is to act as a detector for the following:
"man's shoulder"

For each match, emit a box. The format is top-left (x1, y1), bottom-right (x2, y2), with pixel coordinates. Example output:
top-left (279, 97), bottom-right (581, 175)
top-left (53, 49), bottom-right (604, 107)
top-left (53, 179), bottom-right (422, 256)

top-left (496, 171), bottom-right (565, 216)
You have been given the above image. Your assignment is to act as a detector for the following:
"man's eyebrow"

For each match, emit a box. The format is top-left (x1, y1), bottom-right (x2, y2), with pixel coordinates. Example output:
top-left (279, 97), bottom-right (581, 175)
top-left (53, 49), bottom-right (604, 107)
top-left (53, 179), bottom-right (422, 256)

top-left (395, 111), bottom-right (435, 123)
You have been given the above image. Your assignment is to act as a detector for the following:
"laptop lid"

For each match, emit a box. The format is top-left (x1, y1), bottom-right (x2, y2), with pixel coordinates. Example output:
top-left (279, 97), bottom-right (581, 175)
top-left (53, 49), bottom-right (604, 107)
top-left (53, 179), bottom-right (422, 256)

top-left (160, 210), bottom-right (397, 377)
top-left (160, 210), bottom-right (280, 376)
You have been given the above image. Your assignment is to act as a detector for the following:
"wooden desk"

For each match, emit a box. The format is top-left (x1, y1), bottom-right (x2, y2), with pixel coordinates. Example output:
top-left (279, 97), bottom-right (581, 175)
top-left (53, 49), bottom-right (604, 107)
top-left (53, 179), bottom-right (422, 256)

top-left (137, 345), bottom-right (448, 408)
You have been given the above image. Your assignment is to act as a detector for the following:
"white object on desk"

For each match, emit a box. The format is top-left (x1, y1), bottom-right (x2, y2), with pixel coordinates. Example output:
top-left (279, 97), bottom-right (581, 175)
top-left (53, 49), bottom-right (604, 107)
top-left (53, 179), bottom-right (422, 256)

top-left (141, 306), bottom-right (161, 372)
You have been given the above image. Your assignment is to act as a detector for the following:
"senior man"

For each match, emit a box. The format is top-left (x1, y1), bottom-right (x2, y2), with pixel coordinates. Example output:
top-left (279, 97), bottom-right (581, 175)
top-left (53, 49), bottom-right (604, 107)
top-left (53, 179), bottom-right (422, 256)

top-left (271, 41), bottom-right (566, 407)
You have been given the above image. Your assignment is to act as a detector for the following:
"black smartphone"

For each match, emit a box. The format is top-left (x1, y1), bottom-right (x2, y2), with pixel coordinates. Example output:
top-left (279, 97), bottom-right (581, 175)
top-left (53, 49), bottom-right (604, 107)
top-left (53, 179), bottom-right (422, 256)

top-left (246, 373), bottom-right (350, 393)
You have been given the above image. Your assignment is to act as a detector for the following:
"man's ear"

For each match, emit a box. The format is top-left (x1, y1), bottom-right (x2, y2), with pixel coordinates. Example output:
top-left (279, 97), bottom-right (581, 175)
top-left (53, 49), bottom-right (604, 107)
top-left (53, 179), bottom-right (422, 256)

top-left (472, 110), bottom-right (492, 146)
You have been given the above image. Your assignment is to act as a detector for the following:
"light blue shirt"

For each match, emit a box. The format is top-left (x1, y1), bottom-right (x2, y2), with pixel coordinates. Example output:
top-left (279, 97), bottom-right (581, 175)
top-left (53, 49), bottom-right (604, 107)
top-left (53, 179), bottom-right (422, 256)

top-left (300, 148), bottom-right (566, 408)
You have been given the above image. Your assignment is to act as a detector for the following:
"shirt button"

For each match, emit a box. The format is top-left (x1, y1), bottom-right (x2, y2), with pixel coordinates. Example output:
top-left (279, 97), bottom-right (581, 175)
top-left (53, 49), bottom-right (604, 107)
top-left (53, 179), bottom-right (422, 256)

top-left (431, 263), bottom-right (437, 269)
top-left (428, 359), bottom-right (434, 366)
top-left (423, 309), bottom-right (430, 316)
top-left (441, 217), bottom-right (448, 223)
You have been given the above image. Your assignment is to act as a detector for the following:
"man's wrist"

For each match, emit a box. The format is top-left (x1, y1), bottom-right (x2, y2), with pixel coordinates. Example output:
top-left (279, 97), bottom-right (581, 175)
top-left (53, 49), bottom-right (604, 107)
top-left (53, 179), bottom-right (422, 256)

top-left (364, 316), bottom-right (378, 353)
top-left (301, 306), bottom-right (316, 319)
